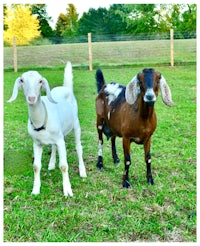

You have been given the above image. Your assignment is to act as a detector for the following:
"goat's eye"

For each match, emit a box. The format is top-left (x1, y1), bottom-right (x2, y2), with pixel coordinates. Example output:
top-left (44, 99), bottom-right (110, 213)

top-left (19, 78), bottom-right (23, 83)
top-left (39, 80), bottom-right (43, 84)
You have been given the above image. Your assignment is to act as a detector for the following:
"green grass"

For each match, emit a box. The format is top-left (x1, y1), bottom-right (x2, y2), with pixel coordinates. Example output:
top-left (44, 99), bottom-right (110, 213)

top-left (4, 39), bottom-right (196, 71)
top-left (4, 65), bottom-right (196, 242)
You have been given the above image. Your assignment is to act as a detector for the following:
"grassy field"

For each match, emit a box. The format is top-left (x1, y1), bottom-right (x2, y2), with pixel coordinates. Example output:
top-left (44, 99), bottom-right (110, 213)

top-left (4, 65), bottom-right (196, 242)
top-left (4, 39), bottom-right (196, 70)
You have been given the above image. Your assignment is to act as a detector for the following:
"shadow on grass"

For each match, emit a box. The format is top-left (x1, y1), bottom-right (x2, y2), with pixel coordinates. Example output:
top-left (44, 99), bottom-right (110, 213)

top-left (4, 150), bottom-right (32, 176)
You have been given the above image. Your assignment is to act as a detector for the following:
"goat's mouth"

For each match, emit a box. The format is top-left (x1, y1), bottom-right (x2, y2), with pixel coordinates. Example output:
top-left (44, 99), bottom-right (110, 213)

top-left (144, 96), bottom-right (156, 106)
top-left (145, 101), bottom-right (155, 106)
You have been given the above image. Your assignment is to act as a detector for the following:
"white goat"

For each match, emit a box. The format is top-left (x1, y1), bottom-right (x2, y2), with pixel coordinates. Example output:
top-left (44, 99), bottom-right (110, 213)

top-left (8, 62), bottom-right (87, 196)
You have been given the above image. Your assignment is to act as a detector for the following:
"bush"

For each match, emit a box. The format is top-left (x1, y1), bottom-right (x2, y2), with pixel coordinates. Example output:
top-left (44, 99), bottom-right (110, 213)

top-left (29, 37), bottom-right (53, 46)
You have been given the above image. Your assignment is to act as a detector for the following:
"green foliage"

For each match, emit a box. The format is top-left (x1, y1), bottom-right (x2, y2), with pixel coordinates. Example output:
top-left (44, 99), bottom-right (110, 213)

top-left (3, 5), bottom-right (8, 30)
top-left (4, 65), bottom-right (196, 242)
top-left (55, 13), bottom-right (68, 37)
top-left (180, 4), bottom-right (196, 32)
top-left (55, 4), bottom-right (79, 37)
top-left (78, 7), bottom-right (109, 35)
top-left (3, 3), bottom-right (196, 43)
top-left (77, 5), bottom-right (127, 35)
top-left (30, 4), bottom-right (54, 38)
top-left (77, 4), bottom-right (196, 37)
top-left (123, 4), bottom-right (159, 33)
top-left (158, 4), bottom-right (196, 33)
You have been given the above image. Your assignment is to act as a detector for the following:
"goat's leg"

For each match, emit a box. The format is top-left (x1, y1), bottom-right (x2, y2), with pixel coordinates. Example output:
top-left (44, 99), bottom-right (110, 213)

top-left (111, 136), bottom-right (120, 164)
top-left (48, 144), bottom-right (56, 170)
top-left (74, 121), bottom-right (87, 178)
top-left (32, 142), bottom-right (43, 195)
top-left (96, 116), bottom-right (104, 169)
top-left (122, 138), bottom-right (131, 188)
top-left (144, 140), bottom-right (154, 185)
top-left (57, 139), bottom-right (73, 197)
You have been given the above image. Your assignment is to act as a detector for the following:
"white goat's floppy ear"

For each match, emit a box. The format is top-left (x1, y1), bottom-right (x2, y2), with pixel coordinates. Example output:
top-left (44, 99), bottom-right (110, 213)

top-left (41, 77), bottom-right (57, 104)
top-left (160, 75), bottom-right (173, 106)
top-left (7, 77), bottom-right (22, 103)
top-left (125, 75), bottom-right (139, 105)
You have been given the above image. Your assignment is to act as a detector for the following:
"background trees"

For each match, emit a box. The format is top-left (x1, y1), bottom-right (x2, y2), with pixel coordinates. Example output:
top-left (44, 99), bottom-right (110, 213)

top-left (4, 5), bottom-right (41, 46)
top-left (3, 3), bottom-right (196, 46)
top-left (30, 4), bottom-right (54, 38)
top-left (56, 4), bottom-right (79, 37)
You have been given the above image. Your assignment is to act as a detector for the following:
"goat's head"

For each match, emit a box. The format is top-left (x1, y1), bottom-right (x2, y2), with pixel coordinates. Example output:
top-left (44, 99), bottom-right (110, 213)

top-left (8, 71), bottom-right (57, 105)
top-left (125, 68), bottom-right (173, 106)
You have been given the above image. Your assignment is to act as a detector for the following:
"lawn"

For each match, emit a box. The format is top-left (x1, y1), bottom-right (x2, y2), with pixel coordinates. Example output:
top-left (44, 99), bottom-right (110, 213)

top-left (4, 65), bottom-right (196, 242)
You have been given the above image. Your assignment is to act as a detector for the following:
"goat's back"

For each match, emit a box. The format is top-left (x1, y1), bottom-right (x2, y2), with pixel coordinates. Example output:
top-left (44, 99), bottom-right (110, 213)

top-left (51, 86), bottom-right (75, 104)
top-left (41, 87), bottom-right (78, 136)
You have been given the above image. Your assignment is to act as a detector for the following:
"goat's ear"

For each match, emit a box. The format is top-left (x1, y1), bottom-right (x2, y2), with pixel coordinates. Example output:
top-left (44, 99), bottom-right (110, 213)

top-left (125, 75), bottom-right (139, 105)
top-left (7, 77), bottom-right (22, 103)
top-left (41, 77), bottom-right (57, 104)
top-left (160, 75), bottom-right (173, 106)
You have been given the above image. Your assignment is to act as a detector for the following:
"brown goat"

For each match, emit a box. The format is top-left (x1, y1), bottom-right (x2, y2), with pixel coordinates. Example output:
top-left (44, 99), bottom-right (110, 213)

top-left (95, 68), bottom-right (173, 188)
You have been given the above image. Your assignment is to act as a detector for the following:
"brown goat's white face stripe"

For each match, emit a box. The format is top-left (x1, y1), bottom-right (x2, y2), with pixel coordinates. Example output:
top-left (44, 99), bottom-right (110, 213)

top-left (105, 83), bottom-right (123, 105)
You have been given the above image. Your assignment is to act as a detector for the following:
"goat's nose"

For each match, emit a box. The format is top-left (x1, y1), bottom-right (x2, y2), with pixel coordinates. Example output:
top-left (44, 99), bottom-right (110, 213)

top-left (28, 96), bottom-right (36, 104)
top-left (144, 89), bottom-right (156, 103)
top-left (146, 94), bottom-right (154, 101)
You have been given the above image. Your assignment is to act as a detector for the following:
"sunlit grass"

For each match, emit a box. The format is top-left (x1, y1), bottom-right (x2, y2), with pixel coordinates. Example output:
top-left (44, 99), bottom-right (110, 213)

top-left (4, 65), bottom-right (196, 242)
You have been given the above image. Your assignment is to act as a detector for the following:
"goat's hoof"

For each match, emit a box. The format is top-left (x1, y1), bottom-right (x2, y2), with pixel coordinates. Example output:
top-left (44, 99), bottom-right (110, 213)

top-left (113, 157), bottom-right (120, 164)
top-left (123, 179), bottom-right (130, 189)
top-left (31, 190), bottom-right (40, 195)
top-left (63, 189), bottom-right (73, 197)
top-left (48, 166), bottom-right (55, 171)
top-left (80, 170), bottom-right (87, 178)
top-left (97, 162), bottom-right (103, 169)
top-left (97, 156), bottom-right (103, 169)
top-left (148, 177), bottom-right (154, 185)
top-left (64, 193), bottom-right (73, 197)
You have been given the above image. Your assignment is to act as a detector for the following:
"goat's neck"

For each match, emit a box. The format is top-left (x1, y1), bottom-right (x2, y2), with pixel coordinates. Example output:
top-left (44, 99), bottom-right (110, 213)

top-left (139, 98), bottom-right (155, 120)
top-left (28, 97), bottom-right (46, 128)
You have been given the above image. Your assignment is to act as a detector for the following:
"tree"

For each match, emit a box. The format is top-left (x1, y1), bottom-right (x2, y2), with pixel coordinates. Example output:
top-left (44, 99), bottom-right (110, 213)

top-left (55, 13), bottom-right (68, 36)
top-left (3, 5), bottom-right (8, 30)
top-left (4, 5), bottom-right (40, 45)
top-left (77, 7), bottom-right (109, 35)
top-left (157, 4), bottom-right (196, 36)
top-left (121, 4), bottom-right (159, 34)
top-left (55, 4), bottom-right (79, 37)
top-left (64, 4), bottom-right (79, 35)
top-left (30, 4), bottom-right (54, 38)
top-left (178, 4), bottom-right (196, 32)
top-left (105, 4), bottom-right (128, 34)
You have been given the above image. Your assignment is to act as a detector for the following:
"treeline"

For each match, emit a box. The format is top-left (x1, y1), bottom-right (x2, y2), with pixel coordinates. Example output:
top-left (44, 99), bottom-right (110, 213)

top-left (4, 4), bottom-right (196, 46)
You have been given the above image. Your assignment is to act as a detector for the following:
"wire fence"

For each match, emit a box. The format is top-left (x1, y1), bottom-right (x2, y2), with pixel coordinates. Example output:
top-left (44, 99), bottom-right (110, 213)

top-left (4, 31), bottom-right (196, 71)
top-left (48, 31), bottom-right (196, 44)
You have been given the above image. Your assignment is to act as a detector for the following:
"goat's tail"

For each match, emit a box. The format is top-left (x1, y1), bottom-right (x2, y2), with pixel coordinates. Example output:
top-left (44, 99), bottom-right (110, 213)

top-left (63, 61), bottom-right (73, 91)
top-left (96, 69), bottom-right (105, 93)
